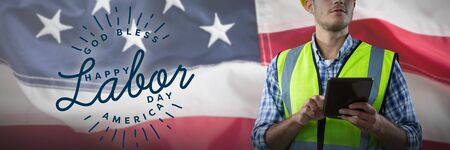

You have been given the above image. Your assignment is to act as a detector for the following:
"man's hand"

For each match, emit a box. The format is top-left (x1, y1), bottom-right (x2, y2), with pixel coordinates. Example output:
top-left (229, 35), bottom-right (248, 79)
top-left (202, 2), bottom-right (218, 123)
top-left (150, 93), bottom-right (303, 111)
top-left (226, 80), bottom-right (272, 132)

top-left (338, 102), bottom-right (408, 149)
top-left (265, 95), bottom-right (325, 149)
top-left (338, 102), bottom-right (380, 133)
top-left (292, 95), bottom-right (326, 126)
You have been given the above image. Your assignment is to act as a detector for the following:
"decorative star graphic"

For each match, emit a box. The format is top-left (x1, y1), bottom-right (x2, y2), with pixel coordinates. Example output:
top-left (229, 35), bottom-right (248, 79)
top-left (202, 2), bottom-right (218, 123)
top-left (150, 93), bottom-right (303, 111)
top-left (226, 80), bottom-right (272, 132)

top-left (36, 9), bottom-right (73, 44)
top-left (92, 0), bottom-right (111, 14)
top-left (200, 13), bottom-right (235, 48)
top-left (121, 19), bottom-right (151, 52)
top-left (163, 0), bottom-right (185, 14)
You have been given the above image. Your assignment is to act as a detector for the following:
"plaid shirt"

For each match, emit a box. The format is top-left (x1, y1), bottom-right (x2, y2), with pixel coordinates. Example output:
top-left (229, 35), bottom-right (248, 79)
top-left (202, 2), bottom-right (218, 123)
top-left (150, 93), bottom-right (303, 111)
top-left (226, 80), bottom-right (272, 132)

top-left (252, 34), bottom-right (422, 150)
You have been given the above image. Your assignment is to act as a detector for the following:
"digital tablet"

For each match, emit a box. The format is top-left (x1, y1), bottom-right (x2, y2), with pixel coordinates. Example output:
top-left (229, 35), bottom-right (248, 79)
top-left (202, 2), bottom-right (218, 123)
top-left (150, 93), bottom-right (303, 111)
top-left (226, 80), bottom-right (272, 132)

top-left (323, 77), bottom-right (373, 118)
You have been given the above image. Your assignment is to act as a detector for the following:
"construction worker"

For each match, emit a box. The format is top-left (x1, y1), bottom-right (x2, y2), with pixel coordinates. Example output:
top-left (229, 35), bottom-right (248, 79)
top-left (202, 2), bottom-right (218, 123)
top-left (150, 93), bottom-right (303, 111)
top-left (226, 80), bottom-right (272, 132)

top-left (252, 0), bottom-right (422, 149)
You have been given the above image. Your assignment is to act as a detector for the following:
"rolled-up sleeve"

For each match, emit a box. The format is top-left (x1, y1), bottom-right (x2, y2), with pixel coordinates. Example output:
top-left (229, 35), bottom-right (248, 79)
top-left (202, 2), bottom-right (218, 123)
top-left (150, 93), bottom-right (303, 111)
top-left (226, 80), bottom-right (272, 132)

top-left (382, 61), bottom-right (423, 150)
top-left (252, 57), bottom-right (285, 150)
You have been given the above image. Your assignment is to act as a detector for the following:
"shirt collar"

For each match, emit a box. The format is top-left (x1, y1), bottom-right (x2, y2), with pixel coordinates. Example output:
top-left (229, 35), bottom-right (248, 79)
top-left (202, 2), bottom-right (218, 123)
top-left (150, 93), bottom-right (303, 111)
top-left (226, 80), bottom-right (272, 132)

top-left (311, 33), bottom-right (354, 62)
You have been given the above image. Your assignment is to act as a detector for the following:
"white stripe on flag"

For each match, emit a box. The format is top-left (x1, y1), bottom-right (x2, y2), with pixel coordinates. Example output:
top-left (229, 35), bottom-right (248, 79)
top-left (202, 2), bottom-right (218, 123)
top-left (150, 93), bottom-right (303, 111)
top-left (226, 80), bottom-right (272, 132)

top-left (256, 0), bottom-right (450, 36)
top-left (406, 73), bottom-right (450, 143)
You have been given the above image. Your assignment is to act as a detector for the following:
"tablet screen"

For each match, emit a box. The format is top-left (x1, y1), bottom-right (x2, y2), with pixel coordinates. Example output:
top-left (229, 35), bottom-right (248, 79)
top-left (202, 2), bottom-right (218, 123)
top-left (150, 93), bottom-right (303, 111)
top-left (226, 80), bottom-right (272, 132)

top-left (323, 77), bottom-right (373, 118)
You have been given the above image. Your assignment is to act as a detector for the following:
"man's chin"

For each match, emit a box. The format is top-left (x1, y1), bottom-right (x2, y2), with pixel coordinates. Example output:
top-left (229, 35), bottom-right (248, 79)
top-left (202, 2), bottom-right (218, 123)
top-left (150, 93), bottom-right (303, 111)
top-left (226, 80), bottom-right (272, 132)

top-left (322, 23), bottom-right (348, 32)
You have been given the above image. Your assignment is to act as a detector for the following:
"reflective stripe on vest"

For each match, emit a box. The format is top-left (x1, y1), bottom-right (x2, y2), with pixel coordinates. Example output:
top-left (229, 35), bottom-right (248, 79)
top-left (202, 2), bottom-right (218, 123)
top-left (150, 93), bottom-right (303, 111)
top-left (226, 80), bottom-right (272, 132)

top-left (276, 41), bottom-right (397, 149)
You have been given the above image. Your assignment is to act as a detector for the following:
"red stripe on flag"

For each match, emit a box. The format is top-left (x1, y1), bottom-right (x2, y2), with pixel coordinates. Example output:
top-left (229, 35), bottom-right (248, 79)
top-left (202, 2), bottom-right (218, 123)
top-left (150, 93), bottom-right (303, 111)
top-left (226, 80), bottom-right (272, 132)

top-left (1, 117), bottom-right (449, 149)
top-left (423, 140), bottom-right (450, 150)
top-left (258, 18), bottom-right (450, 85)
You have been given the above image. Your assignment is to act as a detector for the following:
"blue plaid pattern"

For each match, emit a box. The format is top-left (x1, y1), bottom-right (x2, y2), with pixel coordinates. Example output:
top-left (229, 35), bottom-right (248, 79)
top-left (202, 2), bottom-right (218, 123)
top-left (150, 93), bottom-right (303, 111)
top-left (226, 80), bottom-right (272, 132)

top-left (252, 34), bottom-right (422, 150)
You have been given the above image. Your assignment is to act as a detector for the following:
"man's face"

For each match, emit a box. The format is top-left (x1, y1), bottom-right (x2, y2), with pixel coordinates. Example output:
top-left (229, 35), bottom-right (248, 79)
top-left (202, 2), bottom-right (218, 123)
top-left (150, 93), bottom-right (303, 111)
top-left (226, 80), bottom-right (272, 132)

top-left (307, 0), bottom-right (355, 32)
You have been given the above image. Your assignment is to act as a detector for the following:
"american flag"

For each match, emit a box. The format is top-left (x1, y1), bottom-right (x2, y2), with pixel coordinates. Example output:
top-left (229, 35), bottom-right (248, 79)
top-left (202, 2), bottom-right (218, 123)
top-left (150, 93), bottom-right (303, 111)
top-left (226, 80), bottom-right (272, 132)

top-left (0, 0), bottom-right (449, 149)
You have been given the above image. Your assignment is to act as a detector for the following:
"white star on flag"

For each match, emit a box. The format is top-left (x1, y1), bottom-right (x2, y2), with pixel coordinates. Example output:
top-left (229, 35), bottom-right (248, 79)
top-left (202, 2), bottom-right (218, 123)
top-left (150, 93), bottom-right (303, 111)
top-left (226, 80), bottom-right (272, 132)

top-left (92, 0), bottom-right (111, 14)
top-left (35, 9), bottom-right (73, 44)
top-left (163, 0), bottom-right (185, 14)
top-left (121, 19), bottom-right (151, 52)
top-left (200, 13), bottom-right (235, 48)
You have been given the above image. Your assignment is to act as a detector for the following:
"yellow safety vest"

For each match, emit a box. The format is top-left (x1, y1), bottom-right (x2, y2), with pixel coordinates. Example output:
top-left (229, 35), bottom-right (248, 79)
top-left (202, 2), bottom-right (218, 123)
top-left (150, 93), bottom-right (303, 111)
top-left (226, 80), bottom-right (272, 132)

top-left (276, 41), bottom-right (397, 149)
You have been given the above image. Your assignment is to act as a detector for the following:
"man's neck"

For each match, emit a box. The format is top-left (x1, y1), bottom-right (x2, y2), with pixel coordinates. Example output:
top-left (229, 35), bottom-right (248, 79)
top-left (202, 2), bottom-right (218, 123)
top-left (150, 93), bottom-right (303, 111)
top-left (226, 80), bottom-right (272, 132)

top-left (315, 27), bottom-right (349, 60)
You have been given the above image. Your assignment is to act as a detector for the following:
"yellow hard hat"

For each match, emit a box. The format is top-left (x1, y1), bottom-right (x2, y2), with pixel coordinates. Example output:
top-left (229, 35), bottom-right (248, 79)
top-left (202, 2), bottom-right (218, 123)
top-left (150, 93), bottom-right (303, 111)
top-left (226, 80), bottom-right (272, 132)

top-left (300, 0), bottom-right (307, 9)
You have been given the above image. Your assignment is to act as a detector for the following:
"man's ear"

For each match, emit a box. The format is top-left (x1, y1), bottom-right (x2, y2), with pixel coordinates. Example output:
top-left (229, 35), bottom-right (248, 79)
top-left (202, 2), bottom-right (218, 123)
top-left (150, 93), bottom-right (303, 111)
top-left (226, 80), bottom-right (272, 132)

top-left (305, 0), bottom-right (314, 14)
